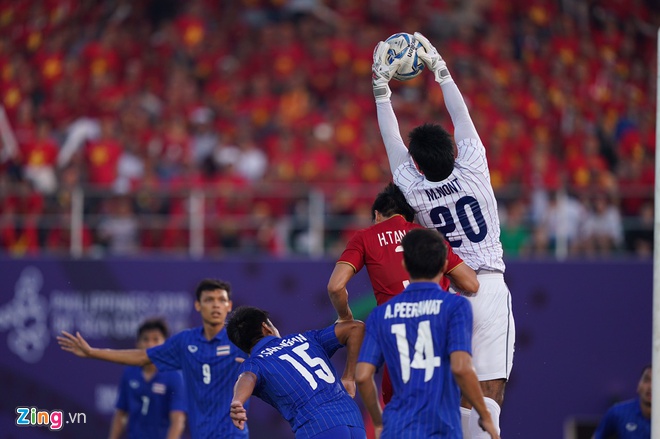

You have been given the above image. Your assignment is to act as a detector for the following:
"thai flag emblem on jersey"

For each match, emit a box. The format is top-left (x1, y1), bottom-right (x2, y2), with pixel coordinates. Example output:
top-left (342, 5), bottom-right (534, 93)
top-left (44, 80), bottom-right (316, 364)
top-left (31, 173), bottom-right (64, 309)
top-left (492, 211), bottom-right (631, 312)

top-left (152, 382), bottom-right (167, 394)
top-left (216, 345), bottom-right (230, 356)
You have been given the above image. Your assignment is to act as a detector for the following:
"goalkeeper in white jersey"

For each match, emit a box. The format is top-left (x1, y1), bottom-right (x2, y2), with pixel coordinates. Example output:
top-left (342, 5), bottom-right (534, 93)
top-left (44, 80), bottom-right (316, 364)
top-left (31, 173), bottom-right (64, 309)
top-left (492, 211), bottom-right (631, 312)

top-left (371, 32), bottom-right (515, 439)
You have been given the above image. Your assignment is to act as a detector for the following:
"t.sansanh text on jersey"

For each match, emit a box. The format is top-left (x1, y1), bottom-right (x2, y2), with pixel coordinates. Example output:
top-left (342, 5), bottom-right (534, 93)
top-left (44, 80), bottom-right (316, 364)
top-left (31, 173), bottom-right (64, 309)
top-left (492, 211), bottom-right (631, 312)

top-left (147, 327), bottom-right (248, 439)
top-left (115, 366), bottom-right (187, 439)
top-left (337, 215), bottom-right (465, 304)
top-left (239, 325), bottom-right (364, 438)
top-left (358, 282), bottom-right (472, 438)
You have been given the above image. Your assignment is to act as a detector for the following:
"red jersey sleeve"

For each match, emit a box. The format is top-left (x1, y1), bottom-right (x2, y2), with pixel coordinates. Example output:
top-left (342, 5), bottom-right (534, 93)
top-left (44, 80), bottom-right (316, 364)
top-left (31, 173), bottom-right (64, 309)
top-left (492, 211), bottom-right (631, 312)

top-left (442, 242), bottom-right (465, 291)
top-left (337, 230), bottom-right (366, 274)
top-left (444, 243), bottom-right (464, 275)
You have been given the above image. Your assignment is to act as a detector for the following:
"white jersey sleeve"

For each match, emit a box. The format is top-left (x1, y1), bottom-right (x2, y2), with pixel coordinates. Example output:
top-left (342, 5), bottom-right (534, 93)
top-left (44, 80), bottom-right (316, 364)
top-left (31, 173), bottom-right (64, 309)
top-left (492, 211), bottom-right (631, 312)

top-left (376, 100), bottom-right (410, 175)
top-left (392, 82), bottom-right (505, 272)
top-left (441, 82), bottom-right (481, 147)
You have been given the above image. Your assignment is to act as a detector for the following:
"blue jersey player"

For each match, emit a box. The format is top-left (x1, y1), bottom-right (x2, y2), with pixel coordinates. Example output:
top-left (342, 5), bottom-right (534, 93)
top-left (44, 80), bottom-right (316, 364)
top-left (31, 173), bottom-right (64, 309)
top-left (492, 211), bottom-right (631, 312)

top-left (110, 318), bottom-right (186, 439)
top-left (226, 306), bottom-right (366, 439)
top-left (59, 279), bottom-right (249, 439)
top-left (594, 364), bottom-right (651, 439)
top-left (356, 228), bottom-right (499, 439)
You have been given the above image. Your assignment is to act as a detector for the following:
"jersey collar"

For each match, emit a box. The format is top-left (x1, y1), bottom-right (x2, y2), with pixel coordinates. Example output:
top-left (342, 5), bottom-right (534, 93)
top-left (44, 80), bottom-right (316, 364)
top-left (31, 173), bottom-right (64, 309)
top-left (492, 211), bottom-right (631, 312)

top-left (404, 281), bottom-right (442, 292)
top-left (250, 335), bottom-right (279, 355)
top-left (196, 326), bottom-right (225, 342)
top-left (381, 214), bottom-right (406, 224)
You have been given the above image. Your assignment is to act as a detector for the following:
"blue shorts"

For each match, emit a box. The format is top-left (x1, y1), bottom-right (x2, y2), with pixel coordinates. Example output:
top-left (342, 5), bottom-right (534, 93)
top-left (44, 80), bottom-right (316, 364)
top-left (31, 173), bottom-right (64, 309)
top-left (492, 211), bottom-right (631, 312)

top-left (308, 425), bottom-right (366, 439)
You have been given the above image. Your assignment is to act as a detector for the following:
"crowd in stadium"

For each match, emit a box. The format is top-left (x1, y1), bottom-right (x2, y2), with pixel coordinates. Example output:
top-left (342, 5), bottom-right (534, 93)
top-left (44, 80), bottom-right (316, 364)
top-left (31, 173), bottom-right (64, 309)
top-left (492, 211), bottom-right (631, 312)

top-left (0, 0), bottom-right (658, 258)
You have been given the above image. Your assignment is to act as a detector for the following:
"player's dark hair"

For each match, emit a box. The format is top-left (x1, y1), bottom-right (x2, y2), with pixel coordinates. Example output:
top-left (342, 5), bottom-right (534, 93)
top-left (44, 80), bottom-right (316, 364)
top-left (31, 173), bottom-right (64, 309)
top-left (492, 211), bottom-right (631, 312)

top-left (408, 123), bottom-right (455, 182)
top-left (226, 306), bottom-right (270, 354)
top-left (401, 228), bottom-right (447, 279)
top-left (137, 318), bottom-right (169, 339)
top-left (195, 278), bottom-right (232, 301)
top-left (372, 182), bottom-right (416, 222)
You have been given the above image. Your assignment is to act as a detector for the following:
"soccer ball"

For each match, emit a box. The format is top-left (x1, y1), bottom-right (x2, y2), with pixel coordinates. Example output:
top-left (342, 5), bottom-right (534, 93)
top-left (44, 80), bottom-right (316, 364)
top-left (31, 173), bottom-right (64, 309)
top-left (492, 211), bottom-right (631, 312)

top-left (384, 32), bottom-right (425, 81)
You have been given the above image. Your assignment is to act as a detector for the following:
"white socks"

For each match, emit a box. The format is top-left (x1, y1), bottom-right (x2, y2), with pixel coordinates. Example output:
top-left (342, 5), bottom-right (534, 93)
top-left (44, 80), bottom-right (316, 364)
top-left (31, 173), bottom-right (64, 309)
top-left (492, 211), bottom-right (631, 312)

top-left (469, 397), bottom-right (501, 439)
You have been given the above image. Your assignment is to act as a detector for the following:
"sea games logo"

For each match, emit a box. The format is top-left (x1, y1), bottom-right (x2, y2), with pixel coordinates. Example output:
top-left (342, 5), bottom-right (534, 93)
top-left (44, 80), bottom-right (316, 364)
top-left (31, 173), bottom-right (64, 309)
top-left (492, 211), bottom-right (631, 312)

top-left (0, 266), bottom-right (193, 364)
top-left (0, 267), bottom-right (49, 363)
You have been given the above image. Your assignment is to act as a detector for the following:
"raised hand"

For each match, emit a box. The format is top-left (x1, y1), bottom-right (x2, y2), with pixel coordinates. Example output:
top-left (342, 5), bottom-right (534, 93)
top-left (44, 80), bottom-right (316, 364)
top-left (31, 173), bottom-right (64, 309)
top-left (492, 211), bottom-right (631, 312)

top-left (57, 331), bottom-right (93, 358)
top-left (413, 32), bottom-right (453, 85)
top-left (372, 41), bottom-right (405, 103)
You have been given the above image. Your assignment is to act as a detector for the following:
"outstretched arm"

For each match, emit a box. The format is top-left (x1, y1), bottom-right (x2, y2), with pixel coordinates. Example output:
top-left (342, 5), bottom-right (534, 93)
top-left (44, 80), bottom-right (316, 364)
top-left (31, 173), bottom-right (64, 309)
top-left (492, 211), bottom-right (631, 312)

top-left (376, 101), bottom-right (411, 174)
top-left (327, 263), bottom-right (356, 322)
top-left (414, 32), bottom-right (481, 148)
top-left (451, 351), bottom-right (500, 439)
top-left (58, 331), bottom-right (151, 366)
top-left (372, 40), bottom-right (411, 174)
top-left (231, 372), bottom-right (257, 430)
top-left (441, 81), bottom-right (481, 147)
top-left (334, 320), bottom-right (365, 397)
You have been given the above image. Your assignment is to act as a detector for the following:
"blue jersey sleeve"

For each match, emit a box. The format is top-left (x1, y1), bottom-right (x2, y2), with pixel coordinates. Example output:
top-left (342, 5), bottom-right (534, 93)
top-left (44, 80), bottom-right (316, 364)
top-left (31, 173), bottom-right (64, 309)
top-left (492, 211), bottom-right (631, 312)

top-left (593, 407), bottom-right (617, 439)
top-left (115, 368), bottom-right (130, 411)
top-left (237, 359), bottom-right (263, 395)
top-left (168, 371), bottom-right (188, 413)
top-left (238, 359), bottom-right (260, 377)
top-left (448, 296), bottom-right (473, 354)
top-left (146, 332), bottom-right (184, 372)
top-left (305, 325), bottom-right (342, 358)
top-left (357, 311), bottom-right (384, 368)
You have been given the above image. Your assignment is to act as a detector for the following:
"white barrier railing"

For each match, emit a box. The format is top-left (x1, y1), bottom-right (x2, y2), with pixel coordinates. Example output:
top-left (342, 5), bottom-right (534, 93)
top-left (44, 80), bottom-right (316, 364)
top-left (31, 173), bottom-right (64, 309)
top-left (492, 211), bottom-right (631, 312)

top-left (0, 184), bottom-right (652, 259)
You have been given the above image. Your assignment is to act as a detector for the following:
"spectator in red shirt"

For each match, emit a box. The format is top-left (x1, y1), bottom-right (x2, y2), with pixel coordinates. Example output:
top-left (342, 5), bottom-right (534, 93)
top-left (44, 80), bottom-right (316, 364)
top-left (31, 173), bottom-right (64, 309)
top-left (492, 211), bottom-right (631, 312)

top-left (81, 26), bottom-right (122, 83)
top-left (151, 116), bottom-right (193, 182)
top-left (84, 117), bottom-right (123, 188)
top-left (174, 1), bottom-right (207, 51)
top-left (262, 131), bottom-right (305, 184)
top-left (299, 135), bottom-right (336, 183)
top-left (21, 118), bottom-right (58, 194)
top-left (0, 206), bottom-right (40, 255)
top-left (32, 31), bottom-right (66, 97)
top-left (618, 158), bottom-right (654, 217)
top-left (563, 131), bottom-right (610, 190)
top-left (0, 180), bottom-right (42, 255)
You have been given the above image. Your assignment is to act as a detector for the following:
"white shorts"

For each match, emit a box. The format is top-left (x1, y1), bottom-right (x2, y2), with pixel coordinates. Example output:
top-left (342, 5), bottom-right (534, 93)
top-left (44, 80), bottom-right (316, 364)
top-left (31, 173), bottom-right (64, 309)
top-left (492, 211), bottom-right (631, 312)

top-left (465, 272), bottom-right (515, 381)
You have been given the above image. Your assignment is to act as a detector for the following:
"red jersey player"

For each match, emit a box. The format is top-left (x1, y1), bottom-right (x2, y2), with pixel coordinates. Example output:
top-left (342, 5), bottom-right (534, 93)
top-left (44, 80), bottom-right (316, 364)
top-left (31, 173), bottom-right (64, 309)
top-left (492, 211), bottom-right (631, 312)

top-left (327, 182), bottom-right (478, 404)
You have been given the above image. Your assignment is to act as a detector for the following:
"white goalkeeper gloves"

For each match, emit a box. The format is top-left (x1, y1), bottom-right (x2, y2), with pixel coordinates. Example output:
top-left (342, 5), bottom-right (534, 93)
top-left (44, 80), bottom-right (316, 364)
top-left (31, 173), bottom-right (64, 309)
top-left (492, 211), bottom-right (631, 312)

top-left (372, 41), bottom-right (403, 103)
top-left (413, 31), bottom-right (453, 85)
